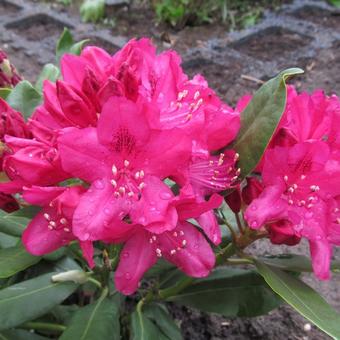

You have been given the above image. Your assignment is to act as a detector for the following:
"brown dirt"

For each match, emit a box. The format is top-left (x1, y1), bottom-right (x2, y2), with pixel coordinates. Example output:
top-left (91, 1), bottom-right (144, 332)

top-left (292, 6), bottom-right (340, 29)
top-left (0, 0), bottom-right (21, 14)
top-left (231, 27), bottom-right (312, 62)
top-left (5, 13), bottom-right (66, 42)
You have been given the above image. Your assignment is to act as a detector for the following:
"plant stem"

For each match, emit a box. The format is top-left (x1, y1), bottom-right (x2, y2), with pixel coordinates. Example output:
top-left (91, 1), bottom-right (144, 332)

top-left (234, 212), bottom-right (244, 234)
top-left (20, 321), bottom-right (66, 333)
top-left (159, 276), bottom-right (194, 300)
top-left (87, 277), bottom-right (102, 289)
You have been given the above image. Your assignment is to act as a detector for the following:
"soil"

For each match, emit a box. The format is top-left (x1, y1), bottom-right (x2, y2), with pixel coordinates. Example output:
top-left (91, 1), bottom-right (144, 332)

top-left (0, 0), bottom-right (20, 14)
top-left (292, 5), bottom-right (340, 29)
top-left (5, 13), bottom-right (68, 42)
top-left (1, 0), bottom-right (340, 339)
top-left (230, 27), bottom-right (312, 62)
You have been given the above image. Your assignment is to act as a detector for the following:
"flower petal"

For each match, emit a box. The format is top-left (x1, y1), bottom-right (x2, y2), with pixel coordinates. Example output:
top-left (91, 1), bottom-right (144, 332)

top-left (114, 230), bottom-right (157, 295)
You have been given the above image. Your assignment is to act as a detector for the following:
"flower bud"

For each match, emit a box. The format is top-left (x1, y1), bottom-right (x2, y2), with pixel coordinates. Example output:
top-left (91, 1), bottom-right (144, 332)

top-left (51, 270), bottom-right (89, 284)
top-left (0, 49), bottom-right (22, 88)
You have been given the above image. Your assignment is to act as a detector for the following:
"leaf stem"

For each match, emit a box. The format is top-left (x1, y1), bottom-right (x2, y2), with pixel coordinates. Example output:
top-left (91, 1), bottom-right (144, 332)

top-left (87, 277), bottom-right (102, 289)
top-left (20, 321), bottom-right (66, 333)
top-left (234, 212), bottom-right (244, 234)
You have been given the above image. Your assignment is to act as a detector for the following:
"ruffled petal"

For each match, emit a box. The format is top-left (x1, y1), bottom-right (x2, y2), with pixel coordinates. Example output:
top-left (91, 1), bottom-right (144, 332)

top-left (309, 240), bottom-right (331, 280)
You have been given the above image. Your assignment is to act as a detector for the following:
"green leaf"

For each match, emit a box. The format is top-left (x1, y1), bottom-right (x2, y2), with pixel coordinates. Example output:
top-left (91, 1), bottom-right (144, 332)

top-left (232, 68), bottom-right (304, 178)
top-left (131, 309), bottom-right (168, 340)
top-left (6, 81), bottom-right (42, 119)
top-left (80, 0), bottom-right (105, 23)
top-left (56, 28), bottom-right (74, 62)
top-left (0, 272), bottom-right (78, 330)
top-left (56, 28), bottom-right (89, 62)
top-left (60, 293), bottom-right (120, 340)
top-left (69, 39), bottom-right (90, 55)
top-left (0, 329), bottom-right (48, 340)
top-left (328, 0), bottom-right (340, 7)
top-left (43, 247), bottom-right (67, 262)
top-left (0, 242), bottom-right (40, 278)
top-left (144, 303), bottom-right (182, 340)
top-left (0, 88), bottom-right (11, 100)
top-left (0, 210), bottom-right (31, 237)
top-left (259, 254), bottom-right (340, 273)
top-left (255, 260), bottom-right (340, 338)
top-left (35, 64), bottom-right (60, 92)
top-left (167, 267), bottom-right (281, 317)
top-left (0, 232), bottom-right (18, 249)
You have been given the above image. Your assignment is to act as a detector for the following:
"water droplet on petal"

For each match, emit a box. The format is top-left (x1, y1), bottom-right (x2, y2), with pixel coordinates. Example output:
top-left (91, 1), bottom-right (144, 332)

top-left (123, 252), bottom-right (129, 258)
top-left (125, 272), bottom-right (131, 280)
top-left (103, 220), bottom-right (109, 227)
top-left (251, 221), bottom-right (258, 228)
top-left (194, 242), bottom-right (199, 249)
top-left (251, 205), bottom-right (257, 211)
top-left (304, 212), bottom-right (314, 219)
top-left (94, 179), bottom-right (105, 190)
top-left (104, 208), bottom-right (111, 215)
top-left (83, 233), bottom-right (90, 240)
top-left (160, 192), bottom-right (172, 200)
top-left (139, 217), bottom-right (146, 224)
top-left (316, 235), bottom-right (322, 240)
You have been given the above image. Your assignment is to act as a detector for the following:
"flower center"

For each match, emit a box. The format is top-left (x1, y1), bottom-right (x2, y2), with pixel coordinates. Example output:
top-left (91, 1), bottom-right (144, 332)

top-left (283, 174), bottom-right (320, 208)
top-left (189, 153), bottom-right (240, 191)
top-left (110, 159), bottom-right (146, 200)
top-left (43, 211), bottom-right (71, 233)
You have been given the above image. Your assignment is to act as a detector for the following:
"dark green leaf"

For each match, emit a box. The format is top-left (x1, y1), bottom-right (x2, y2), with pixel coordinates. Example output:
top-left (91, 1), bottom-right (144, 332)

top-left (0, 210), bottom-right (30, 237)
top-left (35, 64), bottom-right (60, 92)
top-left (60, 293), bottom-right (120, 340)
top-left (0, 242), bottom-right (40, 278)
top-left (131, 310), bottom-right (168, 340)
top-left (255, 260), bottom-right (340, 338)
top-left (0, 329), bottom-right (48, 340)
top-left (0, 272), bottom-right (78, 330)
top-left (167, 267), bottom-right (281, 317)
top-left (328, 0), bottom-right (340, 7)
top-left (0, 88), bottom-right (11, 100)
top-left (233, 68), bottom-right (304, 178)
top-left (6, 81), bottom-right (42, 119)
top-left (43, 248), bottom-right (67, 262)
top-left (0, 232), bottom-right (18, 249)
top-left (144, 303), bottom-right (182, 340)
top-left (259, 254), bottom-right (340, 273)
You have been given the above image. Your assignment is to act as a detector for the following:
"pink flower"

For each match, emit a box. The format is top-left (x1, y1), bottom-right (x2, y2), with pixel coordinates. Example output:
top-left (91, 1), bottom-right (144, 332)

top-left (113, 184), bottom-right (223, 295)
top-left (245, 141), bottom-right (340, 279)
top-left (58, 96), bottom-right (192, 241)
top-left (0, 50), bottom-right (22, 88)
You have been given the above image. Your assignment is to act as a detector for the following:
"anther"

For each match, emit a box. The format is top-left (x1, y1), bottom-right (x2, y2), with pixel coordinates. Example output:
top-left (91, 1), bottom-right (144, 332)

top-left (170, 249), bottom-right (176, 255)
top-left (60, 218), bottom-right (67, 225)
top-left (119, 187), bottom-right (126, 195)
top-left (111, 179), bottom-right (117, 188)
top-left (284, 175), bottom-right (288, 182)
top-left (124, 160), bottom-right (130, 167)
top-left (138, 182), bottom-right (145, 190)
top-left (194, 91), bottom-right (200, 100)
top-left (43, 213), bottom-right (50, 221)
top-left (112, 165), bottom-right (118, 176)
top-left (310, 185), bottom-right (320, 192)
top-left (140, 170), bottom-right (145, 178)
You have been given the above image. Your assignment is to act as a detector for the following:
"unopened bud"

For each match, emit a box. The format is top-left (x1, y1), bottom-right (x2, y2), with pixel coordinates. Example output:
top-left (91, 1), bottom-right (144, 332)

top-left (51, 270), bottom-right (88, 284)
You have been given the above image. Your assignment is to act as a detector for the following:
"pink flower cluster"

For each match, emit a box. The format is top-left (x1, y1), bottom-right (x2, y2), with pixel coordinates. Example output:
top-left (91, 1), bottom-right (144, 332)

top-left (244, 87), bottom-right (340, 280)
top-left (1, 39), bottom-right (241, 294)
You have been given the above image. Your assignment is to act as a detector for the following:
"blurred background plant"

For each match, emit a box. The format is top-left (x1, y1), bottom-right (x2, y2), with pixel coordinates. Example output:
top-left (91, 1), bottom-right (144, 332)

top-left (52, 0), bottom-right (339, 28)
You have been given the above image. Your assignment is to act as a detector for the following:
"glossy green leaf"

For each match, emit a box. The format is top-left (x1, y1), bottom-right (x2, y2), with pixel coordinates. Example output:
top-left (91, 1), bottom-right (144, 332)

top-left (233, 68), bottom-right (304, 178)
top-left (0, 210), bottom-right (30, 237)
top-left (259, 254), bottom-right (340, 273)
top-left (0, 242), bottom-right (40, 278)
top-left (328, 0), bottom-right (340, 7)
top-left (0, 272), bottom-right (78, 330)
top-left (255, 260), bottom-right (340, 338)
top-left (80, 0), bottom-right (105, 23)
top-left (0, 88), bottom-right (11, 100)
top-left (131, 310), bottom-right (168, 340)
top-left (69, 39), bottom-right (90, 55)
top-left (60, 293), bottom-right (120, 340)
top-left (0, 232), bottom-right (18, 249)
top-left (167, 267), bottom-right (281, 317)
top-left (0, 329), bottom-right (48, 340)
top-left (144, 303), bottom-right (182, 340)
top-left (6, 80), bottom-right (42, 119)
top-left (35, 64), bottom-right (60, 92)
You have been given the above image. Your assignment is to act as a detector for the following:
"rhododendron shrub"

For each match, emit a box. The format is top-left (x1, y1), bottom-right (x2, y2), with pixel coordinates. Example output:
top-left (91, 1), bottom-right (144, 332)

top-left (0, 30), bottom-right (339, 339)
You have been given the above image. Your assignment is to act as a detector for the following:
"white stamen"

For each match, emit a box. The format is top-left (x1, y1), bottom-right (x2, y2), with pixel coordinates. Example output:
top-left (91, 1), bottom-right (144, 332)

top-left (111, 179), bottom-right (117, 188)
top-left (60, 218), bottom-right (67, 225)
top-left (43, 213), bottom-right (50, 221)
top-left (124, 160), bottom-right (130, 167)
top-left (112, 165), bottom-right (118, 176)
